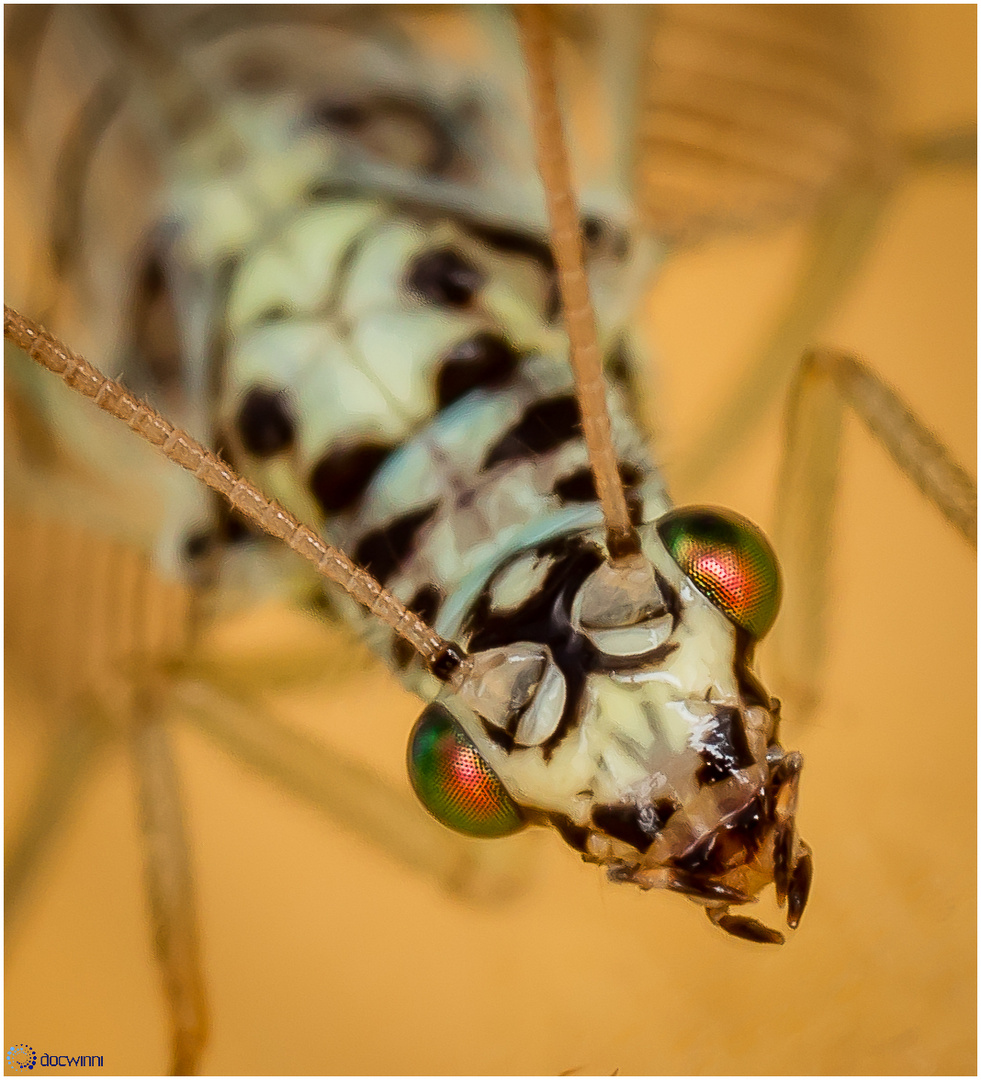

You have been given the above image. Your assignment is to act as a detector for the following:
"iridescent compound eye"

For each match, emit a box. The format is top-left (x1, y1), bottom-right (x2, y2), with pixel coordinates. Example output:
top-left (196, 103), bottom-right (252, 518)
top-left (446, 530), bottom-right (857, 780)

top-left (408, 703), bottom-right (525, 838)
top-left (657, 507), bottom-right (781, 638)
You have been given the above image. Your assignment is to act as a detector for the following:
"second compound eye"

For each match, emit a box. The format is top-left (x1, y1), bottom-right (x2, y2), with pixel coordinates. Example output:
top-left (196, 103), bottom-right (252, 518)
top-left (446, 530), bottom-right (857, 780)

top-left (407, 703), bottom-right (525, 838)
top-left (657, 506), bottom-right (781, 639)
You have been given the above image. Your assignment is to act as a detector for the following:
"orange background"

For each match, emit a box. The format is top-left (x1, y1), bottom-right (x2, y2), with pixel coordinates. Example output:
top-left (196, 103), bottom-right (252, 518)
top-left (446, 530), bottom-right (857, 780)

top-left (5, 5), bottom-right (975, 1075)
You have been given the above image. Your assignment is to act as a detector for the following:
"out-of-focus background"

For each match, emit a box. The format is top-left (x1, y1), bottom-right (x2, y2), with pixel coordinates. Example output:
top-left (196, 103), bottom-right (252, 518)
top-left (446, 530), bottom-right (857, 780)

top-left (5, 5), bottom-right (975, 1075)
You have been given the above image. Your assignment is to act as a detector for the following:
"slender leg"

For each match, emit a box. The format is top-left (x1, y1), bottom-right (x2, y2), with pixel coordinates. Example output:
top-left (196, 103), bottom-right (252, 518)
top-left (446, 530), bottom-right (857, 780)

top-left (5, 515), bottom-right (113, 932)
top-left (4, 710), bottom-right (108, 933)
top-left (771, 349), bottom-right (976, 716)
top-left (128, 702), bottom-right (209, 1076)
top-left (123, 549), bottom-right (209, 1077)
top-left (167, 674), bottom-right (531, 906)
top-left (676, 171), bottom-right (894, 492)
top-left (676, 123), bottom-right (976, 493)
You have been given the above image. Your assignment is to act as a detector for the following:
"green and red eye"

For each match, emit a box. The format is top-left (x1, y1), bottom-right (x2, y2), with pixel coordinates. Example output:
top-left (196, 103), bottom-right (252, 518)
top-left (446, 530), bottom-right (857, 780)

top-left (408, 704), bottom-right (525, 838)
top-left (657, 507), bottom-right (781, 638)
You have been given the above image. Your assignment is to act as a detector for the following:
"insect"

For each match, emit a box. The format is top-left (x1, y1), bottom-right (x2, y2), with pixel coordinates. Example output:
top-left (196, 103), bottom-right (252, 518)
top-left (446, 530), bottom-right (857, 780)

top-left (3, 4), bottom-right (976, 1075)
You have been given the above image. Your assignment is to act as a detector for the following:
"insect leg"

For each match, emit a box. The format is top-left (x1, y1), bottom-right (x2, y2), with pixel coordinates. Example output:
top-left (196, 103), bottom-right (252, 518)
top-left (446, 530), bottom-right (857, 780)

top-left (166, 675), bottom-right (530, 905)
top-left (6, 514), bottom-right (116, 932)
top-left (676, 169), bottom-right (894, 492)
top-left (128, 702), bottom-right (209, 1076)
top-left (124, 552), bottom-right (209, 1077)
top-left (675, 125), bottom-right (976, 493)
top-left (704, 906), bottom-right (784, 946)
top-left (771, 349), bottom-right (976, 715)
top-left (5, 707), bottom-right (108, 933)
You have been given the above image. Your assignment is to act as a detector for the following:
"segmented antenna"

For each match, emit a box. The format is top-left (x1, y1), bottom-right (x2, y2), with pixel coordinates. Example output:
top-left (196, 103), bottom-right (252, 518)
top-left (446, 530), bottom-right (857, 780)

top-left (4, 305), bottom-right (464, 681)
top-left (515, 4), bottom-right (642, 562)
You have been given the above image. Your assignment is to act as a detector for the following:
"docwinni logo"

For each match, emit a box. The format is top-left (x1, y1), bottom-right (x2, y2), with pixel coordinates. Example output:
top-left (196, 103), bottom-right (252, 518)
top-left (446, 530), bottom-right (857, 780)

top-left (6, 1046), bottom-right (104, 1069)
top-left (7, 1046), bottom-right (36, 1070)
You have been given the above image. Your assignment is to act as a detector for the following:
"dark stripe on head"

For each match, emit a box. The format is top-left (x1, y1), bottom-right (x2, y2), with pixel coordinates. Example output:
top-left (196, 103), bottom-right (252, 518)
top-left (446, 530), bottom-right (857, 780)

top-left (591, 802), bottom-right (671, 854)
top-left (482, 395), bottom-right (582, 471)
top-left (237, 386), bottom-right (296, 457)
top-left (465, 538), bottom-right (603, 760)
top-left (309, 441), bottom-right (392, 516)
top-left (435, 333), bottom-right (521, 409)
top-left (352, 503), bottom-right (438, 587)
top-left (550, 814), bottom-right (591, 854)
top-left (732, 627), bottom-right (772, 710)
top-left (393, 583), bottom-right (444, 670)
top-left (697, 706), bottom-right (755, 785)
top-left (405, 247), bottom-right (483, 307)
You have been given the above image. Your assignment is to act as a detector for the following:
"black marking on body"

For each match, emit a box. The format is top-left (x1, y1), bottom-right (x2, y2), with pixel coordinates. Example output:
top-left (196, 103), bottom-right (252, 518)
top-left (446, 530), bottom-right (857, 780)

top-left (303, 178), bottom-right (351, 205)
top-left (552, 461), bottom-right (643, 505)
top-left (482, 395), bottom-right (582, 471)
top-left (352, 504), bottom-right (438, 587)
top-left (666, 872), bottom-right (749, 904)
top-left (655, 569), bottom-right (683, 627)
top-left (393, 583), bottom-right (444, 670)
top-left (128, 243), bottom-right (184, 399)
top-left (310, 95), bottom-right (459, 177)
top-left (435, 333), bottom-right (521, 409)
top-left (183, 529), bottom-right (212, 562)
top-left (465, 539), bottom-right (602, 760)
top-left (254, 304), bottom-right (292, 326)
top-left (237, 386), bottom-right (296, 457)
top-left (732, 628), bottom-right (772, 711)
top-left (207, 255), bottom-right (241, 413)
top-left (183, 506), bottom-right (259, 564)
top-left (406, 247), bottom-right (483, 307)
top-left (672, 832), bottom-right (721, 876)
top-left (580, 214), bottom-right (628, 261)
top-left (787, 850), bottom-right (813, 927)
top-left (465, 222), bottom-right (559, 321)
top-left (697, 706), bottom-right (755, 785)
top-left (714, 795), bottom-right (767, 869)
top-left (606, 339), bottom-right (632, 387)
top-left (549, 814), bottom-right (591, 854)
top-left (773, 823), bottom-right (793, 899)
top-left (626, 491), bottom-right (646, 528)
top-left (581, 215), bottom-right (604, 247)
top-left (309, 441), bottom-right (393, 516)
top-left (465, 536), bottom-right (680, 760)
top-left (591, 799), bottom-right (676, 854)
top-left (467, 223), bottom-right (555, 275)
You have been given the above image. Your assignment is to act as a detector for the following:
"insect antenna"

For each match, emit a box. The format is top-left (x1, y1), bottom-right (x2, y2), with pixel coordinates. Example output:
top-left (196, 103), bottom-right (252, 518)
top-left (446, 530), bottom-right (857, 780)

top-left (515, 5), bottom-right (642, 563)
top-left (4, 304), bottom-right (466, 683)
